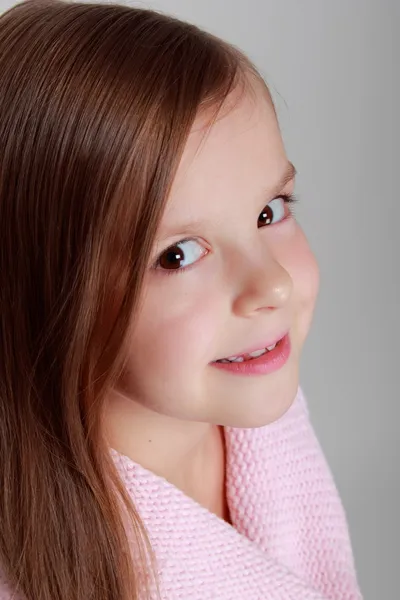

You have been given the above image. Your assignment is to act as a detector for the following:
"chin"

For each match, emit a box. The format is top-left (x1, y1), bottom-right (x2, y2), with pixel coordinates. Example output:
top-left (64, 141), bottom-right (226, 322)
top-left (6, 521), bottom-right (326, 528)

top-left (221, 375), bottom-right (300, 429)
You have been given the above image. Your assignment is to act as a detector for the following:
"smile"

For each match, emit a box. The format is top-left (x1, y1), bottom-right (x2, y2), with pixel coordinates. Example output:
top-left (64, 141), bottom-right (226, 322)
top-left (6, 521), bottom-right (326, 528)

top-left (210, 333), bottom-right (291, 376)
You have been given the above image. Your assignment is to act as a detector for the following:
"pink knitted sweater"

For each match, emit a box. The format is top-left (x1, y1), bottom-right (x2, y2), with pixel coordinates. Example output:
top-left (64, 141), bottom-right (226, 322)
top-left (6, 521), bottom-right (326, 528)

top-left (0, 386), bottom-right (362, 599)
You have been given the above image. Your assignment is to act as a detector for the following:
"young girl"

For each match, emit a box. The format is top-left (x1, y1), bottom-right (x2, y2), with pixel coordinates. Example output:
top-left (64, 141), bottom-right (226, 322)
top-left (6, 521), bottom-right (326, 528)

top-left (0, 1), bottom-right (363, 598)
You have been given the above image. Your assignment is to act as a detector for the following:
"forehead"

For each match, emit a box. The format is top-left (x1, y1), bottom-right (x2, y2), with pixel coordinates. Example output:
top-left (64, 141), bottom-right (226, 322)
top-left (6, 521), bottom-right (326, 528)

top-left (160, 81), bottom-right (288, 235)
top-left (173, 82), bottom-right (284, 190)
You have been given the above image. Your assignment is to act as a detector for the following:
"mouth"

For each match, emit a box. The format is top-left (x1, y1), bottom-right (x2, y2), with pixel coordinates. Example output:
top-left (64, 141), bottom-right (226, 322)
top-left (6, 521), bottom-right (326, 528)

top-left (212, 332), bottom-right (288, 364)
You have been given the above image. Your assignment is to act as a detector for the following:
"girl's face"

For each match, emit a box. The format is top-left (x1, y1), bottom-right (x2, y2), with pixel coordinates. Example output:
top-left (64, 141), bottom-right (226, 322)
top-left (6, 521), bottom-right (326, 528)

top-left (115, 81), bottom-right (319, 429)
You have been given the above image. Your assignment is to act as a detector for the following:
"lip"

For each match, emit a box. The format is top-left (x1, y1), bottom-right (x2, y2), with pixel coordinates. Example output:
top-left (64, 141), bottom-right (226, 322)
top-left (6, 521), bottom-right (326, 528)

top-left (214, 330), bottom-right (289, 361)
top-left (210, 333), bottom-right (291, 376)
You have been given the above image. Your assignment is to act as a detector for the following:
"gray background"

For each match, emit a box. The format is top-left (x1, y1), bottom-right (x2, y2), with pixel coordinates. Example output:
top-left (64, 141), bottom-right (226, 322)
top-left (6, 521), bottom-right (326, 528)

top-left (1, 0), bottom-right (398, 598)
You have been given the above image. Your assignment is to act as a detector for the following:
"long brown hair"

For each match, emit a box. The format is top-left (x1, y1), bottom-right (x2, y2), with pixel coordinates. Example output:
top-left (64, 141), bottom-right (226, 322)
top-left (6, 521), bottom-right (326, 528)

top-left (0, 1), bottom-right (262, 598)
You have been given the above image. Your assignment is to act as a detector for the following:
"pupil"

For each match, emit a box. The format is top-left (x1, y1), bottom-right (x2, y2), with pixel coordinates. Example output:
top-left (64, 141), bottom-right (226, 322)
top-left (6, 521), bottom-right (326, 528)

top-left (160, 246), bottom-right (184, 269)
top-left (259, 205), bottom-right (273, 226)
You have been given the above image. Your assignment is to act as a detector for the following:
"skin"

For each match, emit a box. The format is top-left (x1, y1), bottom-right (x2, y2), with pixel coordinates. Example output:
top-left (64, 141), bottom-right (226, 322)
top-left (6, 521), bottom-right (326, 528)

top-left (104, 77), bottom-right (319, 517)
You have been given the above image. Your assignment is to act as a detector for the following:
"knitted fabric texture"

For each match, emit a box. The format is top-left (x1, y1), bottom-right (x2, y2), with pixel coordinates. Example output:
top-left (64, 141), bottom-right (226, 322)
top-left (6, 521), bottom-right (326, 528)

top-left (0, 386), bottom-right (363, 599)
top-left (113, 386), bottom-right (363, 599)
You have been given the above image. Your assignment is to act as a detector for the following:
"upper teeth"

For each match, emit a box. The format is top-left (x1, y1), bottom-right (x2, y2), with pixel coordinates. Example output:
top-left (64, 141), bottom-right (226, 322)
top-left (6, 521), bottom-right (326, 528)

top-left (221, 342), bottom-right (277, 363)
top-left (248, 348), bottom-right (267, 358)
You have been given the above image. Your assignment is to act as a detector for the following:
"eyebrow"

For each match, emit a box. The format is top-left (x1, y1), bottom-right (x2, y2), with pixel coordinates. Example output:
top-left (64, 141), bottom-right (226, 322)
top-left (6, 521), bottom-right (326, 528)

top-left (272, 161), bottom-right (297, 196)
top-left (158, 161), bottom-right (297, 240)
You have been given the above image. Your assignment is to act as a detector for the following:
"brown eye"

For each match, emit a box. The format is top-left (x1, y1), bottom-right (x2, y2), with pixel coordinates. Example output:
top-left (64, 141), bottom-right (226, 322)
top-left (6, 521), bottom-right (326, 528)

top-left (156, 239), bottom-right (207, 272)
top-left (158, 245), bottom-right (184, 270)
top-left (258, 204), bottom-right (273, 226)
top-left (258, 197), bottom-right (287, 227)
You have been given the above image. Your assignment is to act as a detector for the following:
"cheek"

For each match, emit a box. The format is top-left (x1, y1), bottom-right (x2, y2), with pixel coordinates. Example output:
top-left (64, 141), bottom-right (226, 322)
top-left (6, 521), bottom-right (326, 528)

top-left (123, 286), bottom-right (221, 398)
top-left (281, 226), bottom-right (320, 338)
top-left (145, 309), bottom-right (217, 368)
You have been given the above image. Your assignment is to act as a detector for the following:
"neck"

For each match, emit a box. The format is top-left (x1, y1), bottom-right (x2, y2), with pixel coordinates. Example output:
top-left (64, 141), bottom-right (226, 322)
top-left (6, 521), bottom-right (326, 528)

top-left (104, 390), bottom-right (228, 516)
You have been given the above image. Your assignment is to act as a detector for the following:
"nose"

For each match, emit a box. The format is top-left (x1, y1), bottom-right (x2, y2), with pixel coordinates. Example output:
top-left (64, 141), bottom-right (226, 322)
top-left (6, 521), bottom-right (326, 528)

top-left (232, 253), bottom-right (293, 316)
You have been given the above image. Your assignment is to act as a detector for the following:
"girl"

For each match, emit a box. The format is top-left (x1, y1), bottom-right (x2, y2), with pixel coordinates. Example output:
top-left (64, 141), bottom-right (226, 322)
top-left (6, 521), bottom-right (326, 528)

top-left (0, 0), bottom-right (363, 599)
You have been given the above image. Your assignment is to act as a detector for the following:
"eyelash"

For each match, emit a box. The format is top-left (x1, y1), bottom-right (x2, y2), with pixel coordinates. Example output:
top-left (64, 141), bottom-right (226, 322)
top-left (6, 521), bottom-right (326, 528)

top-left (152, 193), bottom-right (299, 277)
